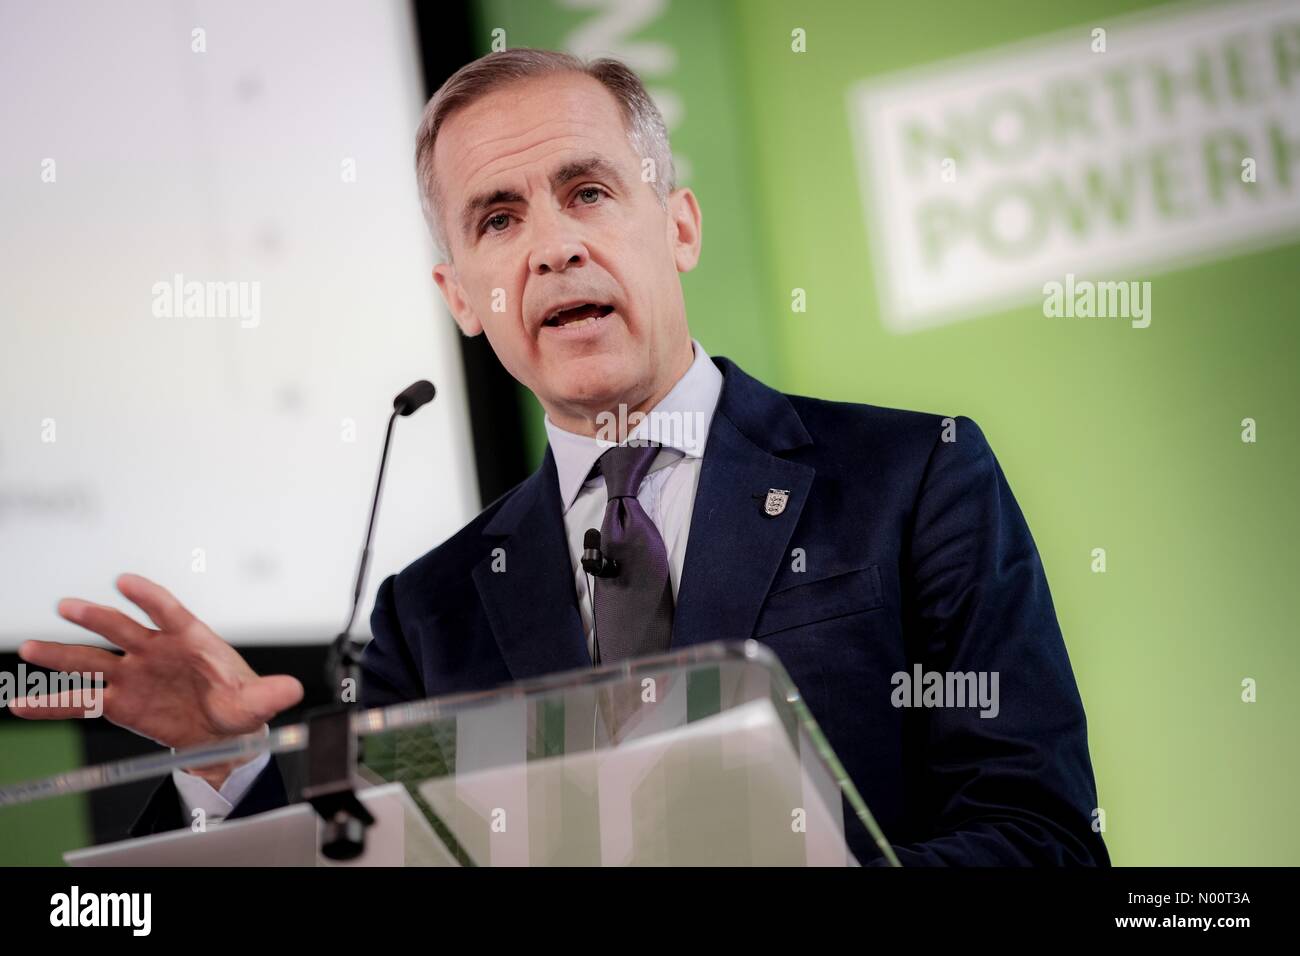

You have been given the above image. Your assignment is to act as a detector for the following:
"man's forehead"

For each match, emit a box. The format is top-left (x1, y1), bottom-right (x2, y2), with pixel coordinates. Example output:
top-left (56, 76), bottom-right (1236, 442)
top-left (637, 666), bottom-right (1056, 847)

top-left (435, 73), bottom-right (632, 192)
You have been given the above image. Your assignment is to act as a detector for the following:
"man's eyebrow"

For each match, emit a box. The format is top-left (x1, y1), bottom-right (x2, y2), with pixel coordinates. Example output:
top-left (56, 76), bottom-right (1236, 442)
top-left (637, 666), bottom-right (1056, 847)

top-left (460, 187), bottom-right (525, 239)
top-left (548, 156), bottom-right (627, 193)
top-left (459, 156), bottom-right (628, 239)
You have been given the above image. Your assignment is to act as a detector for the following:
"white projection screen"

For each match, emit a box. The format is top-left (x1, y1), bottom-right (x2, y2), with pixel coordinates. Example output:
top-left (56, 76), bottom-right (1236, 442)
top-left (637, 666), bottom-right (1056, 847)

top-left (0, 1), bottom-right (480, 649)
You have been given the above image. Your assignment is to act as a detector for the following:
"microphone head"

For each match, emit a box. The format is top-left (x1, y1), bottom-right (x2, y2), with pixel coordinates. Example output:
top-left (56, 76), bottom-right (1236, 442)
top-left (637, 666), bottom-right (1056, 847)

top-left (583, 528), bottom-right (602, 550)
top-left (394, 380), bottom-right (436, 416)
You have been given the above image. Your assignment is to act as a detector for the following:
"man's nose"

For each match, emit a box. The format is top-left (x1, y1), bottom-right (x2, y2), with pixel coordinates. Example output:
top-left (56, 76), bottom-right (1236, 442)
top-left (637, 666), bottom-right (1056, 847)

top-left (528, 212), bottom-right (589, 275)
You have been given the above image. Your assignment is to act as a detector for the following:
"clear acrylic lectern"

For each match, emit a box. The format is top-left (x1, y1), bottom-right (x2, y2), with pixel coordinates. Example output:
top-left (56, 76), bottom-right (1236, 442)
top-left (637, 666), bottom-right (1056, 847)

top-left (0, 641), bottom-right (900, 867)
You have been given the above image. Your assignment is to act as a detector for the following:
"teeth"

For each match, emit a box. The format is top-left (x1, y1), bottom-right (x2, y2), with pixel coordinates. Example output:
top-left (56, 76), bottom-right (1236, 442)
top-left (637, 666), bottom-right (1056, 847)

top-left (549, 311), bottom-right (604, 328)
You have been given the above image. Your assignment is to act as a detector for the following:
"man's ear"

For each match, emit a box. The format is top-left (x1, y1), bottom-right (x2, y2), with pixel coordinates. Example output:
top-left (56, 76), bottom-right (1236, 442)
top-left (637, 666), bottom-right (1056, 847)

top-left (432, 262), bottom-right (483, 336)
top-left (667, 187), bottom-right (702, 273)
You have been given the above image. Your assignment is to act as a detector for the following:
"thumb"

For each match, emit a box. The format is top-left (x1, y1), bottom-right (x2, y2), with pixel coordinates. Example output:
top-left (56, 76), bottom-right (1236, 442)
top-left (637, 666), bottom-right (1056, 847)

top-left (241, 674), bottom-right (305, 722)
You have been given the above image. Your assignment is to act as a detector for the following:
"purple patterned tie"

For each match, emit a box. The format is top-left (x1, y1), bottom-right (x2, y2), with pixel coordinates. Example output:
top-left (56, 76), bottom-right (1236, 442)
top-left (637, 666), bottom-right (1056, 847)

top-left (592, 443), bottom-right (675, 662)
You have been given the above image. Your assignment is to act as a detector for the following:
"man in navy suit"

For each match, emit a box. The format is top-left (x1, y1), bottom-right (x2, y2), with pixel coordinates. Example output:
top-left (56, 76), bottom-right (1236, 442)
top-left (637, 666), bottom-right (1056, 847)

top-left (14, 49), bottom-right (1107, 866)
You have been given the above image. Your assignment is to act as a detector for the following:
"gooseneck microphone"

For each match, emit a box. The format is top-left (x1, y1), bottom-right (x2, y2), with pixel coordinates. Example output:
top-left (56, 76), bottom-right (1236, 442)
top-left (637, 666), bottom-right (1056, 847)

top-left (393, 379), bottom-right (436, 417)
top-left (312, 379), bottom-right (435, 861)
top-left (331, 379), bottom-right (437, 654)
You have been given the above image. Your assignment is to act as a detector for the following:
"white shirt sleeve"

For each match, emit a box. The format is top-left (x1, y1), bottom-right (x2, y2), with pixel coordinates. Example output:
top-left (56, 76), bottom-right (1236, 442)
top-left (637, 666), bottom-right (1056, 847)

top-left (171, 750), bottom-right (272, 826)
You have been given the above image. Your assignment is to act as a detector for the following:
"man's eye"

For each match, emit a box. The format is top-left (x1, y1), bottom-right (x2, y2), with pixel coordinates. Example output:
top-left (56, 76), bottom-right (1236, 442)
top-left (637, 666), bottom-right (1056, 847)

top-left (483, 212), bottom-right (512, 234)
top-left (575, 186), bottom-right (607, 205)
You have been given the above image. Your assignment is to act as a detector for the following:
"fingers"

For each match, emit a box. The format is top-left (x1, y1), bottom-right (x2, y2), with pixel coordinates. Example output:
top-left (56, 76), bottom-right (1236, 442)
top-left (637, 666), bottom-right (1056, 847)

top-left (116, 573), bottom-right (198, 634)
top-left (18, 640), bottom-right (121, 678)
top-left (56, 599), bottom-right (153, 652)
top-left (241, 675), bottom-right (305, 723)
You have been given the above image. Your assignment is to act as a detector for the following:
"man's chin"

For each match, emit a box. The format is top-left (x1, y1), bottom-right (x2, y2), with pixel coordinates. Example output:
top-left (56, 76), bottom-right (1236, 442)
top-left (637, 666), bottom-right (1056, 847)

top-left (556, 381), bottom-right (633, 412)
top-left (548, 362), bottom-right (641, 413)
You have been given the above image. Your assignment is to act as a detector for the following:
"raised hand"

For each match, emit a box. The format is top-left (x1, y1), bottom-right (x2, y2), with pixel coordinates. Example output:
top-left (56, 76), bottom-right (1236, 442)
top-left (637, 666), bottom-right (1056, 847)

top-left (9, 573), bottom-right (304, 761)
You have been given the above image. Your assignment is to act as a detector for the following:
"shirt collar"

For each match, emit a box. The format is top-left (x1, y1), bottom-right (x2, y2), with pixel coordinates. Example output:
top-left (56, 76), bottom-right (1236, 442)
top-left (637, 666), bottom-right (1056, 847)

top-left (543, 338), bottom-right (723, 514)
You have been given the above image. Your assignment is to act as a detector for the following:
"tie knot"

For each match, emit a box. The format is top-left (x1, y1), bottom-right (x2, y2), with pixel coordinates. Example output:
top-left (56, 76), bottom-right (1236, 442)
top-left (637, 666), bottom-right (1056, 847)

top-left (595, 443), bottom-right (661, 499)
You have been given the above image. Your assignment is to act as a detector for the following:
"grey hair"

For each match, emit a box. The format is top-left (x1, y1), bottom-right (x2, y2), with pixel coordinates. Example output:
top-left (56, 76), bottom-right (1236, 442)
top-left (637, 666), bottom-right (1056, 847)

top-left (414, 48), bottom-right (677, 261)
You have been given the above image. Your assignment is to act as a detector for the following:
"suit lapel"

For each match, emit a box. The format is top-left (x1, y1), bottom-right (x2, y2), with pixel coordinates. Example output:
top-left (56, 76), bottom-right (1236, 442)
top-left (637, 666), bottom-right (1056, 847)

top-left (472, 447), bottom-right (592, 680)
top-left (672, 358), bottom-right (815, 649)
top-left (471, 356), bottom-right (815, 672)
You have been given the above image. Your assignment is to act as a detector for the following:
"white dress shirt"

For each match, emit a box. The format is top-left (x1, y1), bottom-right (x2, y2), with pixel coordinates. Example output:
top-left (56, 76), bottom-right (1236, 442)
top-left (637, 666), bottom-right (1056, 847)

top-left (177, 339), bottom-right (722, 816)
top-left (544, 338), bottom-right (722, 660)
top-left (171, 749), bottom-right (271, 827)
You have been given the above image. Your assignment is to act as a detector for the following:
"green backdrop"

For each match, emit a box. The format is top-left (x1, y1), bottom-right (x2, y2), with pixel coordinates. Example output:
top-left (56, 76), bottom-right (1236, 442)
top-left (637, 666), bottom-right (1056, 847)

top-left (476, 0), bottom-right (1299, 866)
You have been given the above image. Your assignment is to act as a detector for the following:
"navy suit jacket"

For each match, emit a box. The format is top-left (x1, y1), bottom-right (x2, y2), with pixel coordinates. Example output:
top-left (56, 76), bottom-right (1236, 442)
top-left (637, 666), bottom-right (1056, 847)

top-left (135, 355), bottom-right (1107, 866)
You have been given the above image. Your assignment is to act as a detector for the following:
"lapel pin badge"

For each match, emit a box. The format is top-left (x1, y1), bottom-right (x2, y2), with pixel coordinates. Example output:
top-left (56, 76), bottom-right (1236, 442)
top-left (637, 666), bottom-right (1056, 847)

top-left (762, 488), bottom-right (790, 517)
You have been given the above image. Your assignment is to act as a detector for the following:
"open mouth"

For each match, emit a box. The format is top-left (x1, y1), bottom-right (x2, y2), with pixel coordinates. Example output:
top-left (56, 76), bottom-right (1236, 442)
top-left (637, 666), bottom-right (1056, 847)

top-left (542, 303), bottom-right (615, 329)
